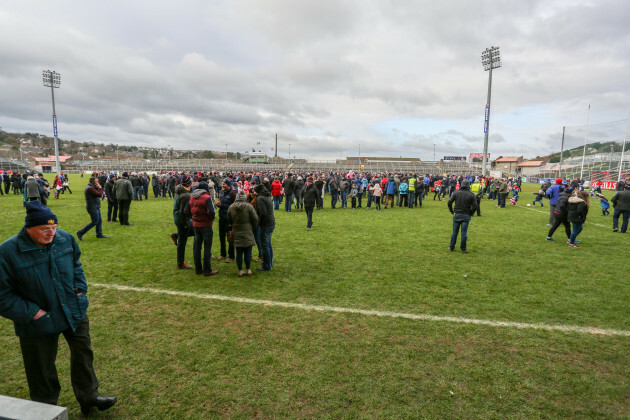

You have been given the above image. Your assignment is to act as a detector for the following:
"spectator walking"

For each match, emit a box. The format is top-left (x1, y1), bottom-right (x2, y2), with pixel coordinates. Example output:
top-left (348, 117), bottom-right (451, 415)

top-left (76, 177), bottom-right (107, 240)
top-left (567, 191), bottom-right (590, 247)
top-left (447, 179), bottom-right (477, 253)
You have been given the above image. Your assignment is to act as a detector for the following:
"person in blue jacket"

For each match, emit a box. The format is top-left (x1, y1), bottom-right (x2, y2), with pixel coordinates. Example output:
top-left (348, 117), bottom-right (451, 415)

top-left (0, 201), bottom-right (117, 415)
top-left (384, 176), bottom-right (397, 208)
top-left (545, 178), bottom-right (564, 225)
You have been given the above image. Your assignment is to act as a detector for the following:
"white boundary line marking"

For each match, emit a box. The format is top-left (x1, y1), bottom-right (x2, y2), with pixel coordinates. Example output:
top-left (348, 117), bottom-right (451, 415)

top-left (519, 204), bottom-right (611, 229)
top-left (91, 283), bottom-right (630, 337)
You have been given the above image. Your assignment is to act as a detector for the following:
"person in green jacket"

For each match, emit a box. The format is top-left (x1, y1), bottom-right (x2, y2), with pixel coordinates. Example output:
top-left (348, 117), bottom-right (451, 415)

top-left (0, 201), bottom-right (117, 415)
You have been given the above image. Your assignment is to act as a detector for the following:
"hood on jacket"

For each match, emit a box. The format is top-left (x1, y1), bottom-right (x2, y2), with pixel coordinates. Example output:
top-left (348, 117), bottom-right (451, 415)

top-left (175, 184), bottom-right (191, 196)
top-left (256, 186), bottom-right (271, 197)
top-left (568, 196), bottom-right (584, 204)
top-left (192, 189), bottom-right (209, 199)
top-left (230, 200), bottom-right (250, 211)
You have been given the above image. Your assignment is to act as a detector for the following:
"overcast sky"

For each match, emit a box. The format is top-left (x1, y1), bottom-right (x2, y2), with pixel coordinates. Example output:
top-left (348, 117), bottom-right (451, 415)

top-left (1, 0), bottom-right (629, 160)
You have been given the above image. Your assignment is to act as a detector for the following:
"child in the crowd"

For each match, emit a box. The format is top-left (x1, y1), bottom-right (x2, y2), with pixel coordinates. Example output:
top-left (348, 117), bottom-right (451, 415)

top-left (597, 193), bottom-right (610, 215)
top-left (512, 183), bottom-right (520, 200)
top-left (532, 188), bottom-right (544, 207)
top-left (350, 183), bottom-right (358, 209)
top-left (510, 195), bottom-right (518, 206)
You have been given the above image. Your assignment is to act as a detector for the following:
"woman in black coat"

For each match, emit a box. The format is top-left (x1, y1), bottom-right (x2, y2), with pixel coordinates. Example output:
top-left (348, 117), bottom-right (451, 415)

top-left (567, 191), bottom-right (590, 247)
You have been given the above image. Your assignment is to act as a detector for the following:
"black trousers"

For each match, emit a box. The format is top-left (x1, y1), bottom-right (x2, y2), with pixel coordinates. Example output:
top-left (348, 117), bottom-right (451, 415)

top-left (19, 316), bottom-right (99, 405)
top-left (176, 223), bottom-right (190, 266)
top-left (547, 214), bottom-right (571, 239)
top-left (118, 199), bottom-right (131, 225)
top-left (107, 200), bottom-right (118, 222)
top-left (218, 217), bottom-right (234, 259)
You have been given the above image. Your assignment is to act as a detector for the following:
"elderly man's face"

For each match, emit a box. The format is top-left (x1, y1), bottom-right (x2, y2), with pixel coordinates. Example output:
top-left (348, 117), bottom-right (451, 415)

top-left (26, 224), bottom-right (58, 247)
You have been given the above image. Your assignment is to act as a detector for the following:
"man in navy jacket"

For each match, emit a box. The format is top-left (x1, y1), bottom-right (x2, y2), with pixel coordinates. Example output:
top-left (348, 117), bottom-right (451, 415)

top-left (0, 202), bottom-right (116, 415)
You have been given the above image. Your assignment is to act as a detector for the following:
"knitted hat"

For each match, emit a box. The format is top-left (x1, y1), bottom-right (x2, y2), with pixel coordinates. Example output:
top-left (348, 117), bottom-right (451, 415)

top-left (223, 178), bottom-right (231, 186)
top-left (555, 178), bottom-right (563, 184)
top-left (236, 191), bottom-right (246, 201)
top-left (254, 184), bottom-right (266, 194)
top-left (25, 201), bottom-right (58, 228)
top-left (307, 176), bottom-right (314, 182)
top-left (182, 177), bottom-right (192, 188)
top-left (198, 181), bottom-right (210, 192)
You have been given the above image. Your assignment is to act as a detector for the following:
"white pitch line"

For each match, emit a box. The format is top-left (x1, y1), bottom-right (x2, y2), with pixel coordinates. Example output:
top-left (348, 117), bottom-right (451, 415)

top-left (520, 204), bottom-right (612, 229)
top-left (91, 283), bottom-right (630, 338)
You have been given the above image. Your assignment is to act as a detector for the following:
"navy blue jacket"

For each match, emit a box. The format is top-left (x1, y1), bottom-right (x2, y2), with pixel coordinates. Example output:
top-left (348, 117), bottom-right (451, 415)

top-left (0, 228), bottom-right (89, 338)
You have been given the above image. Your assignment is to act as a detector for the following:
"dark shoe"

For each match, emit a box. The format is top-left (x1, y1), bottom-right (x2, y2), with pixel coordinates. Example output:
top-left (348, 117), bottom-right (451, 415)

top-left (112, 219), bottom-right (118, 222)
top-left (178, 263), bottom-right (193, 270)
top-left (80, 395), bottom-right (117, 416)
top-left (96, 235), bottom-right (109, 239)
top-left (204, 270), bottom-right (219, 276)
top-left (76, 231), bottom-right (83, 241)
top-left (448, 247), bottom-right (454, 251)
top-left (256, 267), bottom-right (270, 272)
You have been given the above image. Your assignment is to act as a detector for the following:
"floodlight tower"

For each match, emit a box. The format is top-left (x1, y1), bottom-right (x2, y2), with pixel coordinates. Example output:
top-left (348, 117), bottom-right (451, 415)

top-left (481, 46), bottom-right (501, 177)
top-left (43, 70), bottom-right (61, 173)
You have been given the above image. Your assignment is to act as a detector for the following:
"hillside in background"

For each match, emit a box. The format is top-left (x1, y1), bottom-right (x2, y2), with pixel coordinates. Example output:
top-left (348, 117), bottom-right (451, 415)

top-left (0, 130), bottom-right (224, 161)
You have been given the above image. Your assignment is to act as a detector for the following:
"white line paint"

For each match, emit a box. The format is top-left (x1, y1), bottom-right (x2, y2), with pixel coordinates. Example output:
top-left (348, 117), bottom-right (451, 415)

top-left (91, 283), bottom-right (630, 337)
top-left (520, 204), bottom-right (612, 229)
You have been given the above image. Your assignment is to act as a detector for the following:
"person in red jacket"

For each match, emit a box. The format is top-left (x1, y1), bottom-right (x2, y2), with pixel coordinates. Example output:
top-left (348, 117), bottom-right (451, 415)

top-left (271, 178), bottom-right (283, 210)
top-left (185, 182), bottom-right (219, 276)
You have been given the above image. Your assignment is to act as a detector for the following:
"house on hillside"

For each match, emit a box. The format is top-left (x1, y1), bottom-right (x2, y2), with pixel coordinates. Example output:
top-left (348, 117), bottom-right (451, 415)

top-left (495, 156), bottom-right (523, 173)
top-left (516, 160), bottom-right (545, 176)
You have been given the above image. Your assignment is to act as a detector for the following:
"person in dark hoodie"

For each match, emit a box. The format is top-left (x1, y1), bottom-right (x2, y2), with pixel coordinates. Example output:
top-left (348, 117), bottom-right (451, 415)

top-left (254, 183), bottom-right (275, 271)
top-left (567, 190), bottom-right (590, 247)
top-left (302, 176), bottom-right (318, 231)
top-left (282, 173), bottom-right (296, 212)
top-left (447, 179), bottom-right (477, 253)
top-left (185, 181), bottom-right (219, 276)
top-left (611, 183), bottom-right (630, 233)
top-left (105, 174), bottom-right (118, 223)
top-left (294, 176), bottom-right (305, 211)
top-left (216, 179), bottom-right (237, 262)
top-left (171, 177), bottom-right (194, 269)
top-left (545, 187), bottom-right (573, 242)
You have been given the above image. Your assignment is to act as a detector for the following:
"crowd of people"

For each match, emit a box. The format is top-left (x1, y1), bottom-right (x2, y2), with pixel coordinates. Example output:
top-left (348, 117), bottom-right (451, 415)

top-left (1, 167), bottom-right (629, 415)
top-left (0, 170), bottom-right (74, 206)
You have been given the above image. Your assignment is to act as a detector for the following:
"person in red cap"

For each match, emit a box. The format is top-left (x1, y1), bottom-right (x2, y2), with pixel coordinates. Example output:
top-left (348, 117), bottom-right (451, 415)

top-left (545, 178), bottom-right (565, 225)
